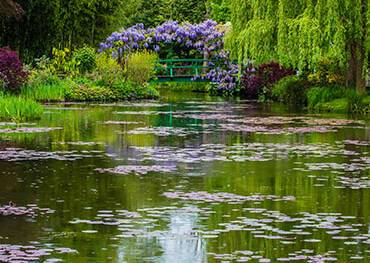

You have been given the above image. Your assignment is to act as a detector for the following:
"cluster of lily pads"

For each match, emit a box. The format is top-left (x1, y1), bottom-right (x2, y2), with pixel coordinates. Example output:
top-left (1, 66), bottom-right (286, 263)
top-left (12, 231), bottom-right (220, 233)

top-left (162, 191), bottom-right (296, 203)
top-left (0, 147), bottom-right (105, 161)
top-left (66, 189), bottom-right (369, 262)
top-left (128, 142), bottom-right (361, 164)
top-left (96, 165), bottom-right (177, 176)
top-left (0, 244), bottom-right (77, 262)
top-left (0, 127), bottom-right (62, 134)
top-left (0, 203), bottom-right (55, 217)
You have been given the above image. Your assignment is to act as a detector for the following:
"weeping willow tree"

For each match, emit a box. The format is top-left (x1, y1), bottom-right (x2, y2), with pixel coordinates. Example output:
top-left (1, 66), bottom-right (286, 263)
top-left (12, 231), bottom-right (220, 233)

top-left (226, 0), bottom-right (369, 91)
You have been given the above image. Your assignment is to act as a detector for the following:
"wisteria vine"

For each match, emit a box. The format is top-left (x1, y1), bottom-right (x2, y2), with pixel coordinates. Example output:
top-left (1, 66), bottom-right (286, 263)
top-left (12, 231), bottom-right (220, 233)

top-left (99, 20), bottom-right (238, 92)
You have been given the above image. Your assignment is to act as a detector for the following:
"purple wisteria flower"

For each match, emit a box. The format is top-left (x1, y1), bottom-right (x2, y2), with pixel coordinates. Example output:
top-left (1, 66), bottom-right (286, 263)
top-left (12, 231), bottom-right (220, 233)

top-left (99, 20), bottom-right (238, 93)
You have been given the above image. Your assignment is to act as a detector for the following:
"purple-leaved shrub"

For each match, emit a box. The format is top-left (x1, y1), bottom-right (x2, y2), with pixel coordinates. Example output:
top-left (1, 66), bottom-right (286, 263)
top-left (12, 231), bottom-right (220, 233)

top-left (0, 47), bottom-right (28, 93)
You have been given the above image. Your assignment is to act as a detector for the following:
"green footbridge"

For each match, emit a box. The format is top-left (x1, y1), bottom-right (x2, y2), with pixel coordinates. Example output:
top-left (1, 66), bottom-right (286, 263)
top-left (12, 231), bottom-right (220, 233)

top-left (153, 58), bottom-right (211, 83)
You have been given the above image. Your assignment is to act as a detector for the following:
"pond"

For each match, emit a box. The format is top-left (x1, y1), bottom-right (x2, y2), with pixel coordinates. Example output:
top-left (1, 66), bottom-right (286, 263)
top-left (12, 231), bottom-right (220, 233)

top-left (0, 90), bottom-right (369, 262)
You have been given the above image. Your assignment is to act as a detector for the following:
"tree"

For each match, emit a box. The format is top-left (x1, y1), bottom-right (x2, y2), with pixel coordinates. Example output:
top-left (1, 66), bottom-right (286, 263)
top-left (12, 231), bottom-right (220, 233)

top-left (122, 0), bottom-right (209, 28)
top-left (227, 0), bottom-right (369, 92)
top-left (0, 0), bottom-right (127, 61)
top-left (0, 0), bottom-right (23, 19)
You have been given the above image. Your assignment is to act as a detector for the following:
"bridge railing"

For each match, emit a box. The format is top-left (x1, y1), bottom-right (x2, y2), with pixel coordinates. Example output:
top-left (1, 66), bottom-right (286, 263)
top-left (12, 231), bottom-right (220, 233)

top-left (154, 58), bottom-right (212, 82)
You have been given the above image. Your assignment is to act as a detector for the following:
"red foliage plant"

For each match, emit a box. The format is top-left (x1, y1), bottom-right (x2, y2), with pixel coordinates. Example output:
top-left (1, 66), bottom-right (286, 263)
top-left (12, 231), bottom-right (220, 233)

top-left (0, 46), bottom-right (28, 93)
top-left (241, 61), bottom-right (294, 99)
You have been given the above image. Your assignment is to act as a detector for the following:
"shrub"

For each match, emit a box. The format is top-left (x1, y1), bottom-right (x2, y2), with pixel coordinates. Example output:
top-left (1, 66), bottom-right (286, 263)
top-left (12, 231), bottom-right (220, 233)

top-left (241, 62), bottom-right (294, 99)
top-left (112, 80), bottom-right (159, 99)
top-left (65, 80), bottom-right (159, 102)
top-left (125, 51), bottom-right (158, 85)
top-left (49, 48), bottom-right (79, 77)
top-left (22, 72), bottom-right (72, 102)
top-left (95, 53), bottom-right (123, 86)
top-left (156, 82), bottom-right (208, 92)
top-left (346, 91), bottom-right (367, 113)
top-left (73, 46), bottom-right (97, 73)
top-left (65, 83), bottom-right (115, 102)
top-left (307, 85), bottom-right (369, 113)
top-left (308, 57), bottom-right (345, 86)
top-left (306, 85), bottom-right (347, 109)
top-left (271, 75), bottom-right (310, 105)
top-left (0, 47), bottom-right (28, 93)
top-left (0, 95), bottom-right (44, 121)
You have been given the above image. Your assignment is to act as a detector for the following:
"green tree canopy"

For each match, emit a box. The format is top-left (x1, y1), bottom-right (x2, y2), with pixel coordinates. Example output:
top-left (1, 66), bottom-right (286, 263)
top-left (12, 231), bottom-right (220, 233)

top-left (0, 0), bottom-right (127, 61)
top-left (226, 0), bottom-right (369, 91)
top-left (0, 0), bottom-right (232, 61)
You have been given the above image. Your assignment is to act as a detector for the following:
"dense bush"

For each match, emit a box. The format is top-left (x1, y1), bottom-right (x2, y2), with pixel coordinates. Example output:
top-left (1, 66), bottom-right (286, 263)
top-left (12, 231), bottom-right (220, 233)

top-left (0, 95), bottom-right (43, 121)
top-left (307, 85), bottom-right (369, 113)
top-left (73, 46), bottom-right (97, 73)
top-left (65, 78), bottom-right (159, 102)
top-left (271, 75), bottom-right (310, 105)
top-left (112, 80), bottom-right (159, 99)
top-left (65, 83), bottom-right (115, 101)
top-left (49, 48), bottom-right (79, 77)
top-left (0, 47), bottom-right (28, 93)
top-left (308, 58), bottom-right (345, 86)
top-left (241, 62), bottom-right (294, 100)
top-left (306, 85), bottom-right (348, 109)
top-left (125, 51), bottom-right (157, 85)
top-left (95, 53), bottom-right (123, 86)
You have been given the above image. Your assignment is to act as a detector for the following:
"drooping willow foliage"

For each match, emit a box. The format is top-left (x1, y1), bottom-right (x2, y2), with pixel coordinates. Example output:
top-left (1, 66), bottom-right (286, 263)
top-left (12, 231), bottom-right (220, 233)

top-left (227, 0), bottom-right (369, 90)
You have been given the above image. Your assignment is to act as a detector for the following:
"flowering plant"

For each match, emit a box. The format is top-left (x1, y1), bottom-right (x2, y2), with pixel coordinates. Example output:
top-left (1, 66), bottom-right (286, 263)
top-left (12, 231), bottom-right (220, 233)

top-left (100, 20), bottom-right (238, 93)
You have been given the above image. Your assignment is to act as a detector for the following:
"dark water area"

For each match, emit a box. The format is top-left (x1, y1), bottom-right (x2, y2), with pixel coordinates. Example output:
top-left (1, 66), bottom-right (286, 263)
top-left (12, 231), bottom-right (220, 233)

top-left (0, 90), bottom-right (369, 262)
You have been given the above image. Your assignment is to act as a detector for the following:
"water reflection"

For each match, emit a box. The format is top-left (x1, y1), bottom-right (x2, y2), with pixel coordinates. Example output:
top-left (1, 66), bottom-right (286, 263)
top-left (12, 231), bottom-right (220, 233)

top-left (159, 207), bottom-right (206, 263)
top-left (0, 90), bottom-right (368, 262)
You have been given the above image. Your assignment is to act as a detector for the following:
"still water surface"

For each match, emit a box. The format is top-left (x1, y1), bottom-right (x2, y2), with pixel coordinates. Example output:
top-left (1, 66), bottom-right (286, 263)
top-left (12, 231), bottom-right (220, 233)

top-left (0, 91), bottom-right (369, 262)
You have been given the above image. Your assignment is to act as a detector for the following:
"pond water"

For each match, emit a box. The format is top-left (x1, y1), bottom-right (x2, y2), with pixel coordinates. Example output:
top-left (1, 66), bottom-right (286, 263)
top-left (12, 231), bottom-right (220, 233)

top-left (0, 90), bottom-right (369, 262)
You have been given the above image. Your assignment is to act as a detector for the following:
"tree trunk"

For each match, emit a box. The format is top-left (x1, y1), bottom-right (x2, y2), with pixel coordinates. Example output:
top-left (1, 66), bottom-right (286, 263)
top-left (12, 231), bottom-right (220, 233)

top-left (346, 43), bottom-right (366, 93)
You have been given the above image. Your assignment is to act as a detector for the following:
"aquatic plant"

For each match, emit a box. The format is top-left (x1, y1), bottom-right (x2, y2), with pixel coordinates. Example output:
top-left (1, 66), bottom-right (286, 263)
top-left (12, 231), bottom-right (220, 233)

top-left (0, 202), bottom-right (55, 217)
top-left (0, 244), bottom-right (77, 262)
top-left (96, 165), bottom-right (177, 175)
top-left (22, 74), bottom-right (72, 102)
top-left (0, 95), bottom-right (43, 121)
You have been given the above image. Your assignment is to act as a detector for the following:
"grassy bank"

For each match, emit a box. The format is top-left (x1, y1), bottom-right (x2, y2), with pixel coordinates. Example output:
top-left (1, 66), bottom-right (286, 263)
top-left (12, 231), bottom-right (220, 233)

top-left (269, 75), bottom-right (370, 114)
top-left (313, 95), bottom-right (370, 114)
top-left (22, 77), bottom-right (159, 103)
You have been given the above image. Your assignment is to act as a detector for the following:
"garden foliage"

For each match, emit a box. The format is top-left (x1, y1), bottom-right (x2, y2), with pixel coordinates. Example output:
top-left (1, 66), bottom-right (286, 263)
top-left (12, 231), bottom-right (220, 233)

top-left (227, 0), bottom-right (369, 91)
top-left (125, 51), bottom-right (158, 85)
top-left (73, 46), bottom-right (97, 73)
top-left (0, 47), bottom-right (28, 93)
top-left (241, 62), bottom-right (294, 99)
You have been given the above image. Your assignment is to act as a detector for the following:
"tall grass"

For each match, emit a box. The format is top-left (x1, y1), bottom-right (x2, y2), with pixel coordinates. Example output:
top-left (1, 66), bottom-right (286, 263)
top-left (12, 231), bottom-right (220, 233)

top-left (307, 85), bottom-right (369, 113)
top-left (306, 85), bottom-right (348, 109)
top-left (0, 95), bottom-right (44, 121)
